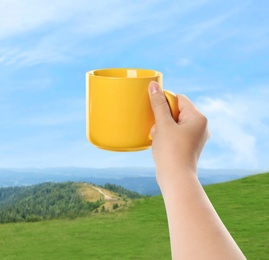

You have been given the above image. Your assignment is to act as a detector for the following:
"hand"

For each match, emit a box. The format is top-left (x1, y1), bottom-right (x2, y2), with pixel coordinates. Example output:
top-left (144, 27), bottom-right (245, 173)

top-left (148, 81), bottom-right (246, 260)
top-left (148, 81), bottom-right (209, 187)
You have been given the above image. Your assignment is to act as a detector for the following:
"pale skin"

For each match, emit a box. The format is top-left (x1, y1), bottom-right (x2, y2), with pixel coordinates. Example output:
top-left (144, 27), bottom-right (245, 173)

top-left (148, 81), bottom-right (246, 260)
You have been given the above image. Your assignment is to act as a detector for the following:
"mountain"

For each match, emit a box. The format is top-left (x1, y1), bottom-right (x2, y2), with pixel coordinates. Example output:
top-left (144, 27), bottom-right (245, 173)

top-left (0, 167), bottom-right (259, 195)
top-left (0, 182), bottom-right (141, 223)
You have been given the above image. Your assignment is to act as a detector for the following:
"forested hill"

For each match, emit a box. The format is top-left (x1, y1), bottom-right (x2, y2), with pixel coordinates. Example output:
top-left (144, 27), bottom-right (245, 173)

top-left (0, 182), bottom-right (143, 224)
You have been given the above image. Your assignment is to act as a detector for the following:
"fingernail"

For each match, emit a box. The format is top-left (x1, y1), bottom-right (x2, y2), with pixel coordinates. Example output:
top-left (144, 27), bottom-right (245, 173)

top-left (149, 81), bottom-right (161, 95)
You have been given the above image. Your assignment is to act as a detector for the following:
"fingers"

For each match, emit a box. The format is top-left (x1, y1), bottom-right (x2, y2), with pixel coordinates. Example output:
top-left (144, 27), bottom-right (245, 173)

top-left (148, 81), bottom-right (173, 125)
top-left (176, 94), bottom-right (200, 121)
top-left (150, 124), bottom-right (156, 139)
top-left (177, 94), bottom-right (210, 139)
top-left (176, 94), bottom-right (196, 112)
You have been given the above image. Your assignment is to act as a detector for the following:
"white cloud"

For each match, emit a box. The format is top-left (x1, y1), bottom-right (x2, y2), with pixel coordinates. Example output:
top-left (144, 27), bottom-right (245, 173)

top-left (0, 0), bottom-right (264, 68)
top-left (0, 43), bottom-right (71, 67)
top-left (0, 1), bottom-right (153, 66)
top-left (196, 88), bottom-right (269, 169)
top-left (0, 0), bottom-right (157, 39)
top-left (0, 0), bottom-right (217, 66)
top-left (0, 0), bottom-right (213, 38)
top-left (177, 58), bottom-right (192, 67)
top-left (181, 13), bottom-right (232, 44)
top-left (0, 0), bottom-right (68, 39)
top-left (180, 0), bottom-right (252, 45)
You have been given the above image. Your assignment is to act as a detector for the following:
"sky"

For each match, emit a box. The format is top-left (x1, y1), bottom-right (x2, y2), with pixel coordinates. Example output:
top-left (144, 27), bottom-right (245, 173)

top-left (0, 0), bottom-right (269, 170)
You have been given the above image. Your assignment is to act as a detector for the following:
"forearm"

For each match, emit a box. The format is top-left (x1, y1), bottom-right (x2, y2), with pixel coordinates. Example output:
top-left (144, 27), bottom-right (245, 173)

top-left (148, 85), bottom-right (245, 259)
top-left (158, 166), bottom-right (246, 260)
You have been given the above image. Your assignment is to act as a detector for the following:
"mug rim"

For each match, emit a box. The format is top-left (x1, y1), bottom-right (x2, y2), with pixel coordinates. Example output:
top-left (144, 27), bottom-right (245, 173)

top-left (86, 68), bottom-right (162, 79)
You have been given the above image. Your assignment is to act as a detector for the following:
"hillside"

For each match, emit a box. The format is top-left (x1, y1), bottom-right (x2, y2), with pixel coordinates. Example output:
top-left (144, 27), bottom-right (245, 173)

top-left (0, 173), bottom-right (268, 259)
top-left (0, 182), bottom-right (142, 223)
top-left (204, 171), bottom-right (269, 259)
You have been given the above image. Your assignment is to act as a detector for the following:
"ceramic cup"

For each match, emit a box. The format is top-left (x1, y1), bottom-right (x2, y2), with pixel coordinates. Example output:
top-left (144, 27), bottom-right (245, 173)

top-left (86, 68), bottom-right (178, 151)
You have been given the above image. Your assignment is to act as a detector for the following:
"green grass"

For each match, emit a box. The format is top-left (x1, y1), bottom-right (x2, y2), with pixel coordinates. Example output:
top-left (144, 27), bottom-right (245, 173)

top-left (0, 196), bottom-right (171, 260)
top-left (0, 172), bottom-right (268, 260)
top-left (204, 172), bottom-right (269, 260)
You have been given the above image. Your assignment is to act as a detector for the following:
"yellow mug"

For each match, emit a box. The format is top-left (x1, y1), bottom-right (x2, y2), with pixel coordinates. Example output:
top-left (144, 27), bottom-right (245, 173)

top-left (86, 68), bottom-right (179, 151)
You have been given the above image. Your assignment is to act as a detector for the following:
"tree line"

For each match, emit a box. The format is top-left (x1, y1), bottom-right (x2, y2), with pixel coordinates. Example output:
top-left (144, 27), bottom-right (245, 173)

top-left (102, 183), bottom-right (144, 199)
top-left (0, 182), bottom-right (103, 223)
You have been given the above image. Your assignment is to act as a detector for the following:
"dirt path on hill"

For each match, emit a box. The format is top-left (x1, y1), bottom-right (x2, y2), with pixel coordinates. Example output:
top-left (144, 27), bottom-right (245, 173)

top-left (92, 187), bottom-right (116, 201)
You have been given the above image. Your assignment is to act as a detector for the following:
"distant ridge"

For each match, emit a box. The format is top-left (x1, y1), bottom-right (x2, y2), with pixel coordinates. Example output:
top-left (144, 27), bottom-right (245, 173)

top-left (0, 167), bottom-right (259, 195)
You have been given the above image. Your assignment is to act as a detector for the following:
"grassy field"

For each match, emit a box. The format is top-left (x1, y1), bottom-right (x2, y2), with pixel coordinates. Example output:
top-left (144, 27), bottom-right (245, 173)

top-left (0, 197), bottom-right (171, 260)
top-left (0, 172), bottom-right (268, 259)
top-left (204, 172), bottom-right (269, 259)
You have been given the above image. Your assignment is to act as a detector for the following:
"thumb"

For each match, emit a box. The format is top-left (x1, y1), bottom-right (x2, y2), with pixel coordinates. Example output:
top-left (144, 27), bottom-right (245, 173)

top-left (148, 81), bottom-right (173, 125)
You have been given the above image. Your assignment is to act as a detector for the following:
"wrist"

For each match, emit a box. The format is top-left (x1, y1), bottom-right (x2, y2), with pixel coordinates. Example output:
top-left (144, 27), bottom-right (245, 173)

top-left (155, 162), bottom-right (198, 192)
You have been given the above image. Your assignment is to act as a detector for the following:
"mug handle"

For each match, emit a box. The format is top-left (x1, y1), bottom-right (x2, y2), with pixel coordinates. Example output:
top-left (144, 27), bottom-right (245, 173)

top-left (163, 90), bottom-right (179, 122)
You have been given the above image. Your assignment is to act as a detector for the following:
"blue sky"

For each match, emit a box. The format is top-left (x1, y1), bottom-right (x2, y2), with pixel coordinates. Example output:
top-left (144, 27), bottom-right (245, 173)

top-left (0, 0), bottom-right (269, 170)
